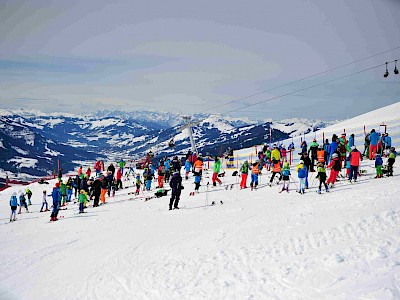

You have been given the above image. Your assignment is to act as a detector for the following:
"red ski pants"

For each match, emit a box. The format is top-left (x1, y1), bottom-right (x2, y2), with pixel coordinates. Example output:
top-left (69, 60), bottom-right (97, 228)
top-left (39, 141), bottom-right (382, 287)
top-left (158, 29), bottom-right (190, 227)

top-left (212, 173), bottom-right (222, 185)
top-left (369, 145), bottom-right (377, 159)
top-left (158, 176), bottom-right (164, 188)
top-left (240, 174), bottom-right (248, 188)
top-left (327, 170), bottom-right (339, 184)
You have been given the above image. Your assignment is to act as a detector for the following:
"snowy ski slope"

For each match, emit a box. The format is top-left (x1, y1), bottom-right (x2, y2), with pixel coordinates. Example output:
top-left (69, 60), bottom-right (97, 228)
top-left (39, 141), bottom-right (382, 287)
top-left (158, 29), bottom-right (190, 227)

top-left (0, 103), bottom-right (399, 299)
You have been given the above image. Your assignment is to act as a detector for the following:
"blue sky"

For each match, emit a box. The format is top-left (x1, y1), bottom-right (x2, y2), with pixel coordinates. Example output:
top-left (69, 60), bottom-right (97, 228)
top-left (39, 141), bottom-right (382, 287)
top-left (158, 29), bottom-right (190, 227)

top-left (0, 0), bottom-right (399, 120)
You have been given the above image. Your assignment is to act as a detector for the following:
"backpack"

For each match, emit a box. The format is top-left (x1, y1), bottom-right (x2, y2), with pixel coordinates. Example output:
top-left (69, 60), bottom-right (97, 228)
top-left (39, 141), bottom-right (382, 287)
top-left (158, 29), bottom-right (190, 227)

top-left (282, 168), bottom-right (290, 177)
top-left (298, 166), bottom-right (307, 178)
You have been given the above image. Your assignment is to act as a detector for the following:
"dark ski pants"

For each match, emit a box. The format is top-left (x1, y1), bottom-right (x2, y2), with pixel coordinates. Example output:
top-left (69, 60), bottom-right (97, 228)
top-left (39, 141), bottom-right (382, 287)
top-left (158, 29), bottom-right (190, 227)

top-left (319, 179), bottom-right (328, 190)
top-left (169, 190), bottom-right (181, 209)
top-left (116, 179), bottom-right (123, 190)
top-left (349, 165), bottom-right (359, 181)
top-left (93, 193), bottom-right (100, 207)
top-left (40, 202), bottom-right (48, 211)
top-left (79, 202), bottom-right (84, 213)
top-left (270, 172), bottom-right (282, 183)
top-left (50, 203), bottom-right (59, 218)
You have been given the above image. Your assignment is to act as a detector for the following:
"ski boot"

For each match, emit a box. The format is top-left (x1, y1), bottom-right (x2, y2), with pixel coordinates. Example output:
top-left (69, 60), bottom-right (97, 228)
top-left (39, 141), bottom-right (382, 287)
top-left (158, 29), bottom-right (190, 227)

top-left (317, 189), bottom-right (321, 194)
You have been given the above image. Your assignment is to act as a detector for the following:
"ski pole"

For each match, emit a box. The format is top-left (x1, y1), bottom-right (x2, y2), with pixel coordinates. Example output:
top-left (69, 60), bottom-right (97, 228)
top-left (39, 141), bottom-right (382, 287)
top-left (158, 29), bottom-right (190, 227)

top-left (206, 182), bottom-right (209, 206)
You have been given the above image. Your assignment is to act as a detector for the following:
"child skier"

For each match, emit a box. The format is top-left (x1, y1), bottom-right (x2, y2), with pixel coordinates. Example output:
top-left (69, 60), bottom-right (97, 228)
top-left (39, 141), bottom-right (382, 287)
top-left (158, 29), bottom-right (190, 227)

top-left (193, 171), bottom-right (201, 193)
top-left (345, 155), bottom-right (351, 178)
top-left (135, 174), bottom-right (142, 195)
top-left (40, 190), bottom-right (49, 212)
top-left (250, 163), bottom-right (259, 191)
top-left (25, 188), bottom-right (33, 205)
top-left (326, 153), bottom-right (341, 188)
top-left (240, 160), bottom-right (249, 189)
top-left (316, 162), bottom-right (329, 194)
top-left (387, 147), bottom-right (396, 176)
top-left (78, 190), bottom-right (87, 213)
top-left (296, 160), bottom-right (307, 194)
top-left (18, 190), bottom-right (29, 214)
top-left (269, 159), bottom-right (282, 187)
top-left (9, 192), bottom-right (18, 222)
top-left (280, 162), bottom-right (291, 193)
top-left (375, 153), bottom-right (383, 178)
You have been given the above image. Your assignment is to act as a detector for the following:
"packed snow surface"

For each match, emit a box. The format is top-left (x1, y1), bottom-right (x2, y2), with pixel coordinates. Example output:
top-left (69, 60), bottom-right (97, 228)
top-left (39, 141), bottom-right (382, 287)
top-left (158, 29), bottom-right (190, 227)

top-left (0, 159), bottom-right (399, 299)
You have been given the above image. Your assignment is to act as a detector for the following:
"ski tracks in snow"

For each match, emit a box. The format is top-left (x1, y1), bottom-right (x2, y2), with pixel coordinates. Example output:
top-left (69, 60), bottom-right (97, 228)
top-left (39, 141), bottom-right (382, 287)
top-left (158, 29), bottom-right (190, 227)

top-left (80, 209), bottom-right (400, 299)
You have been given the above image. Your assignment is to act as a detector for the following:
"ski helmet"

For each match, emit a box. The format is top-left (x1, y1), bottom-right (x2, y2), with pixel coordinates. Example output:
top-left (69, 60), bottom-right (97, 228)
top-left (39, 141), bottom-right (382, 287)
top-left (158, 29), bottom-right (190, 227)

top-left (332, 153), bottom-right (338, 159)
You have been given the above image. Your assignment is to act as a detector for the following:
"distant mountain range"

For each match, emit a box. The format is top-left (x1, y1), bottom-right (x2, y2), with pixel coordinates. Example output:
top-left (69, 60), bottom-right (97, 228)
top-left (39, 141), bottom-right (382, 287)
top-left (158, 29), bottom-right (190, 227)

top-left (0, 109), bottom-right (336, 180)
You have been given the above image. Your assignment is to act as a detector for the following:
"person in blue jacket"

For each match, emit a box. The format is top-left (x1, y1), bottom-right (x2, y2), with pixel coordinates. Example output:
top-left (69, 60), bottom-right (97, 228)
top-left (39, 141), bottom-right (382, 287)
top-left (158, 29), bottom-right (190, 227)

top-left (164, 158), bottom-right (171, 183)
top-left (145, 166), bottom-right (154, 191)
top-left (191, 171), bottom-right (201, 194)
top-left (50, 182), bottom-right (61, 221)
top-left (383, 133), bottom-right (392, 150)
top-left (9, 192), bottom-right (19, 222)
top-left (296, 160), bottom-right (307, 194)
top-left (348, 134), bottom-right (355, 148)
top-left (375, 154), bottom-right (384, 178)
top-left (369, 129), bottom-right (379, 159)
top-left (184, 160), bottom-right (192, 180)
top-left (328, 138), bottom-right (339, 161)
top-left (323, 139), bottom-right (330, 164)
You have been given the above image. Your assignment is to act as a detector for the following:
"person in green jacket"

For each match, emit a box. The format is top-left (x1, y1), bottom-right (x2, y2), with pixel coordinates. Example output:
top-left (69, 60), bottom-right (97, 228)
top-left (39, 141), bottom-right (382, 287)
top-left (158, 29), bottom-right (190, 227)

top-left (240, 160), bottom-right (249, 189)
top-left (78, 190), bottom-right (87, 213)
top-left (212, 156), bottom-right (222, 186)
top-left (59, 181), bottom-right (67, 206)
top-left (118, 158), bottom-right (126, 175)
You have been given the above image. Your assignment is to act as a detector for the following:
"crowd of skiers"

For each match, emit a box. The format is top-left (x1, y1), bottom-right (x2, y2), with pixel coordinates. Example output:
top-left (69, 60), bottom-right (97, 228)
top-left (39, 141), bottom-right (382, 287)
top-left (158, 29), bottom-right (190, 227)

top-left (237, 130), bottom-right (396, 195)
top-left (7, 128), bottom-right (397, 222)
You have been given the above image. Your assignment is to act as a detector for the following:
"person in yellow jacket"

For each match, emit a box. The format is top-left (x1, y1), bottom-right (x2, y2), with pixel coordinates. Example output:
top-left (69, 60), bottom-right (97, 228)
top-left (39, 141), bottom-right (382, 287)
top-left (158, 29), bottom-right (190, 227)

top-left (271, 145), bottom-right (281, 162)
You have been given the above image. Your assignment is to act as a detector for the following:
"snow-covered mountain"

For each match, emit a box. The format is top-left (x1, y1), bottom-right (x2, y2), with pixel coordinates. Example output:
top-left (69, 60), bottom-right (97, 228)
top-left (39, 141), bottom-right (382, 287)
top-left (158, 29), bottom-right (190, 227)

top-left (0, 114), bottom-right (103, 180)
top-left (0, 109), bottom-right (335, 180)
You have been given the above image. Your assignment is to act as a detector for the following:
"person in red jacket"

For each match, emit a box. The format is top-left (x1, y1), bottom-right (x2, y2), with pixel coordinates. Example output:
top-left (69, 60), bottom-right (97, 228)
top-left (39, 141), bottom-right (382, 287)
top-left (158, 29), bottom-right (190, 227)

top-left (157, 162), bottom-right (166, 188)
top-left (326, 153), bottom-right (341, 187)
top-left (348, 146), bottom-right (362, 182)
top-left (116, 168), bottom-right (123, 190)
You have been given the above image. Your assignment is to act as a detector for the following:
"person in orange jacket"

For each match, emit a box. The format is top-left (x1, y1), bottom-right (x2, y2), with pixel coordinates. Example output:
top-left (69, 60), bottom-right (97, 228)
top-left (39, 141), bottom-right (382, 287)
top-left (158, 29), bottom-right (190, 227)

top-left (269, 159), bottom-right (282, 187)
top-left (250, 163), bottom-right (260, 191)
top-left (317, 145), bottom-right (325, 164)
top-left (194, 157), bottom-right (203, 175)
